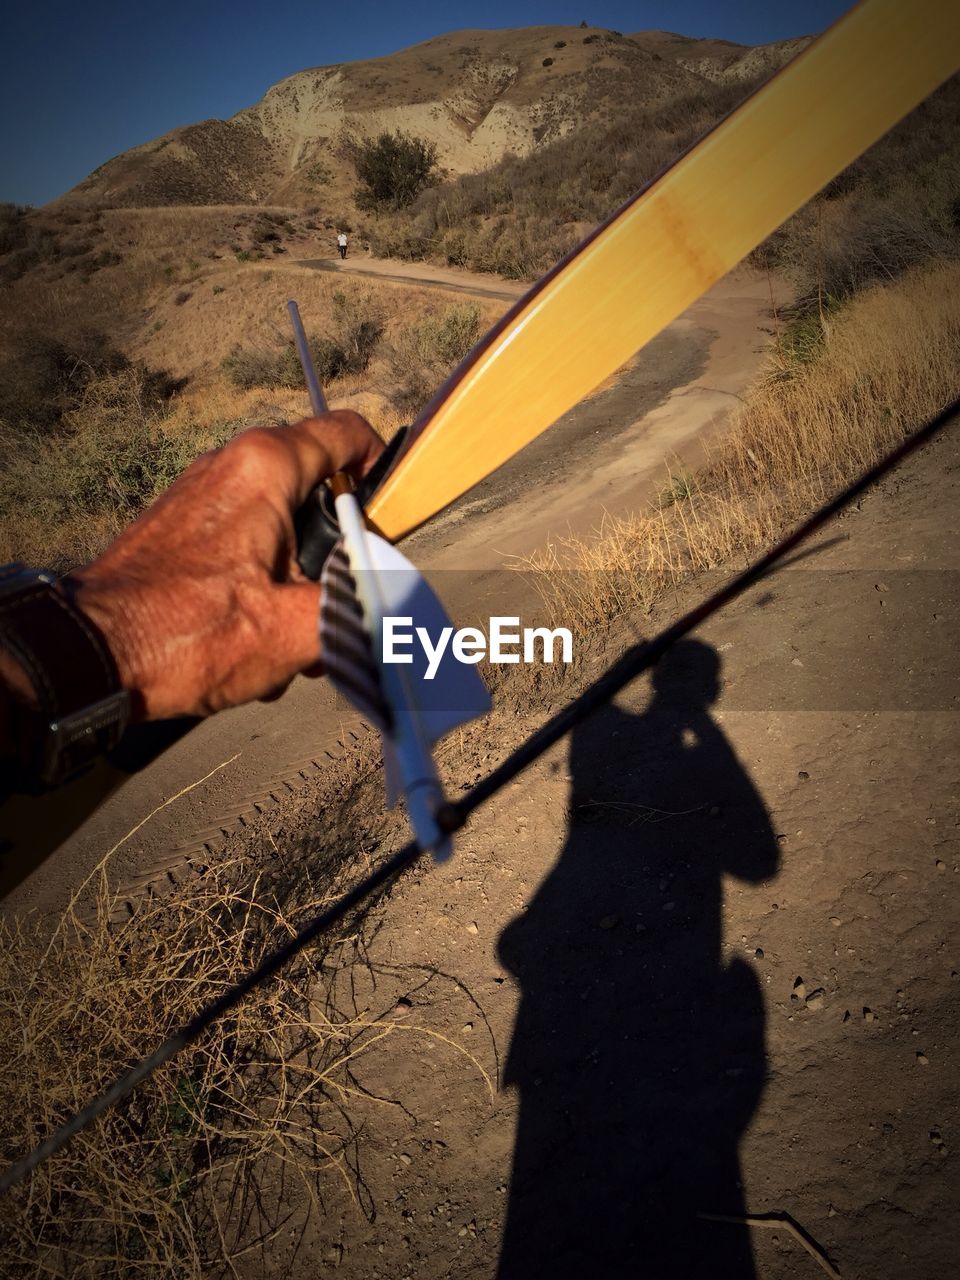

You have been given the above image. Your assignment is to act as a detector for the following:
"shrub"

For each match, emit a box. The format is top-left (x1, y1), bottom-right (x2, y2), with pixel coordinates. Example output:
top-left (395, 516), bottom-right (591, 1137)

top-left (414, 304), bottom-right (482, 368)
top-left (554, 40), bottom-right (567, 48)
top-left (277, 336), bottom-right (348, 386)
top-left (350, 130), bottom-right (438, 211)
top-left (391, 303), bottom-right (483, 412)
top-left (252, 218), bottom-right (281, 243)
top-left (304, 161), bottom-right (333, 188)
top-left (0, 330), bottom-right (179, 432)
top-left (173, 290), bottom-right (192, 306)
top-left (0, 367), bottom-right (209, 568)
top-left (221, 346), bottom-right (279, 390)
top-left (221, 328), bottom-right (364, 392)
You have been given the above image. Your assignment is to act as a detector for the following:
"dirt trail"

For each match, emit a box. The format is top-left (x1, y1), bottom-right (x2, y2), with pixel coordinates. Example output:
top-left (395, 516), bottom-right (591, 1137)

top-left (298, 255), bottom-right (525, 302)
top-left (1, 264), bottom-right (781, 920)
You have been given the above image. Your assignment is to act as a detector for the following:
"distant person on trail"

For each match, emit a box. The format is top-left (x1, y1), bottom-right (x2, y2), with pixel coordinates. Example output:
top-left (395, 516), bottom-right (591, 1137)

top-left (0, 412), bottom-right (384, 804)
top-left (337, 230), bottom-right (347, 260)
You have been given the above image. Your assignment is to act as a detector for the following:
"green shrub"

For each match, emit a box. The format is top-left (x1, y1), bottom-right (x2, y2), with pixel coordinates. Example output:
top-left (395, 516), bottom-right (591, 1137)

top-left (350, 130), bottom-right (438, 211)
top-left (276, 337), bottom-right (348, 386)
top-left (304, 161), bottom-right (333, 188)
top-left (221, 329), bottom-right (362, 391)
top-left (413, 304), bottom-right (482, 368)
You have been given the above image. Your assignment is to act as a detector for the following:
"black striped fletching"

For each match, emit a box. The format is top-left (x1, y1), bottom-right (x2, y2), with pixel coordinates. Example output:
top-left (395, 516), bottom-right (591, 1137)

top-left (319, 542), bottom-right (391, 731)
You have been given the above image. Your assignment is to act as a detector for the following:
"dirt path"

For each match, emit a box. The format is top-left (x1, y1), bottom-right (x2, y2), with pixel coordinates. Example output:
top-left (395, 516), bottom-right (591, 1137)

top-left (297, 255), bottom-right (525, 302)
top-left (0, 264), bottom-right (781, 920)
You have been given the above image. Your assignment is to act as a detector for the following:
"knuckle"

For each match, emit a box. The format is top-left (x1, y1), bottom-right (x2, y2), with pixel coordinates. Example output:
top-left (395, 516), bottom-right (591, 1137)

top-left (218, 427), bottom-right (285, 487)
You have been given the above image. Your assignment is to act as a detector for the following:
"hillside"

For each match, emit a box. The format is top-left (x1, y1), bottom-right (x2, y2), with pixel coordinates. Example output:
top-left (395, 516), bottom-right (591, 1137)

top-left (58, 26), bottom-right (808, 210)
top-left (0, 26), bottom-right (955, 574)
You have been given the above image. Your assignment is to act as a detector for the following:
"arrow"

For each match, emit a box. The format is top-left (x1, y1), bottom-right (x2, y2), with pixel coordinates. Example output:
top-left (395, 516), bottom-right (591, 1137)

top-left (289, 302), bottom-right (490, 859)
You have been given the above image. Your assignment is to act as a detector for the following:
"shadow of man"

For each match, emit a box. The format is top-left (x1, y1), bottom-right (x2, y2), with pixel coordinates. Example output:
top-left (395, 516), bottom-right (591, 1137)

top-left (496, 640), bottom-right (780, 1277)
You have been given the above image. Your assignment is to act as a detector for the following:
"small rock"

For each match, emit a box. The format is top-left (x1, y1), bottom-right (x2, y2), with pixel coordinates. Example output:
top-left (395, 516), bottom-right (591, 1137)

top-left (399, 1152), bottom-right (412, 1166)
top-left (936, 860), bottom-right (947, 874)
top-left (792, 977), bottom-right (807, 1002)
top-left (755, 948), bottom-right (764, 960)
top-left (662, 901), bottom-right (675, 912)
top-left (461, 1022), bottom-right (474, 1034)
top-left (830, 916), bottom-right (842, 927)
top-left (863, 1007), bottom-right (875, 1023)
top-left (599, 914), bottom-right (619, 930)
top-left (875, 581), bottom-right (890, 593)
top-left (930, 1129), bottom-right (943, 1145)
top-left (791, 657), bottom-right (804, 667)
top-left (466, 921), bottom-right (479, 935)
top-left (798, 770), bottom-right (810, 780)
top-left (917, 1051), bottom-right (929, 1066)
top-left (393, 997), bottom-right (413, 1018)
top-left (322, 1244), bottom-right (343, 1267)
top-left (806, 989), bottom-right (825, 1011)
top-left (842, 1010), bottom-right (851, 1022)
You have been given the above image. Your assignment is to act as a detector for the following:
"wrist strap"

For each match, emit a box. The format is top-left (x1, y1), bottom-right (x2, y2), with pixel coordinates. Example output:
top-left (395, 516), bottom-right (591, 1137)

top-left (0, 565), bottom-right (129, 788)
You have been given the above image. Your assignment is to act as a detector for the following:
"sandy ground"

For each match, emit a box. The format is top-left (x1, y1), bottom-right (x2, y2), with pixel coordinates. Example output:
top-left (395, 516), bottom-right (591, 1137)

top-left (0, 262), bottom-right (781, 919)
top-left (223, 420), bottom-right (959, 1280)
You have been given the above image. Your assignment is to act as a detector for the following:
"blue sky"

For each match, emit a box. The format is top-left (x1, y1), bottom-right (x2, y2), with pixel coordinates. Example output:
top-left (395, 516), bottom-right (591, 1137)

top-left (2, 0), bottom-right (850, 206)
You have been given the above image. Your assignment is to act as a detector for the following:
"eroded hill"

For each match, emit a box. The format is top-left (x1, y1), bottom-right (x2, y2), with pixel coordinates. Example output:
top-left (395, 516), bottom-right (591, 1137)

top-left (59, 26), bottom-right (809, 210)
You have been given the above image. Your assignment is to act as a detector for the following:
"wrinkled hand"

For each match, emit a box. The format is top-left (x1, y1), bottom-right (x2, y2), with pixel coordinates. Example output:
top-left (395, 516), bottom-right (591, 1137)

top-left (65, 412), bottom-right (384, 721)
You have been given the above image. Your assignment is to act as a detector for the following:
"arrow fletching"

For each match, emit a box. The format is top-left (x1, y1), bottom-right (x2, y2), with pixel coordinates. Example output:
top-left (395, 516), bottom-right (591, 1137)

top-left (319, 491), bottom-right (491, 859)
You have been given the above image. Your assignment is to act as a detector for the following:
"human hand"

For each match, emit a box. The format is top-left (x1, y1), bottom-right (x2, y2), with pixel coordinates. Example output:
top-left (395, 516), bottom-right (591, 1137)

top-left (63, 412), bottom-right (384, 721)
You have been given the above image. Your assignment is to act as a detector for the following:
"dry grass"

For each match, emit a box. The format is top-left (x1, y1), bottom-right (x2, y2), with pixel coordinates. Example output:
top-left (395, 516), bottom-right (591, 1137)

top-left (0, 842), bottom-right (490, 1277)
top-left (0, 860), bottom-right (350, 1275)
top-left (0, 366), bottom-right (237, 570)
top-left (522, 260), bottom-right (960, 632)
top-left (0, 203), bottom-right (501, 570)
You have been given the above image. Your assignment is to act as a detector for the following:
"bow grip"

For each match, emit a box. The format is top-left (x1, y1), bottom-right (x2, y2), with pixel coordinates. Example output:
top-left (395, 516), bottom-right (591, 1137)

top-left (295, 426), bottom-right (408, 580)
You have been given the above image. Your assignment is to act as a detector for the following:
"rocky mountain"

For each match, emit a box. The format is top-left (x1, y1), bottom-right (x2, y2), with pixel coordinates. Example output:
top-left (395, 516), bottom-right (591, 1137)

top-left (60, 25), bottom-right (809, 210)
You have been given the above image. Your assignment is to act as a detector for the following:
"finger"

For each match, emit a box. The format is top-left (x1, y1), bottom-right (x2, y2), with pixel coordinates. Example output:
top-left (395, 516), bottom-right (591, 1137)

top-left (280, 411), bottom-right (385, 505)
